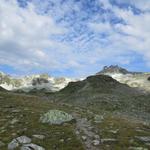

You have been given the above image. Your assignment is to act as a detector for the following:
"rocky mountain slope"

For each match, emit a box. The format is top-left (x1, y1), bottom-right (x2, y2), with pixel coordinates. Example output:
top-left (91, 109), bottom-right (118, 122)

top-left (51, 74), bottom-right (150, 121)
top-left (0, 72), bottom-right (75, 92)
top-left (97, 65), bottom-right (150, 92)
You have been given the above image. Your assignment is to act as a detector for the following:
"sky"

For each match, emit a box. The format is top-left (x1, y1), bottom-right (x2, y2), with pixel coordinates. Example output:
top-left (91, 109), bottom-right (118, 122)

top-left (0, 0), bottom-right (150, 77)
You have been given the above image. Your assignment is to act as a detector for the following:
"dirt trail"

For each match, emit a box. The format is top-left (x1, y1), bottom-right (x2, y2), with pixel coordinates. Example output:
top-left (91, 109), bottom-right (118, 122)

top-left (72, 113), bottom-right (101, 150)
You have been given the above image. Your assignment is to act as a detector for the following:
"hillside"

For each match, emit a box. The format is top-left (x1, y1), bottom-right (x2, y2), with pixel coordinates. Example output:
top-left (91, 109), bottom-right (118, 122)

top-left (51, 75), bottom-right (150, 121)
top-left (0, 90), bottom-right (150, 150)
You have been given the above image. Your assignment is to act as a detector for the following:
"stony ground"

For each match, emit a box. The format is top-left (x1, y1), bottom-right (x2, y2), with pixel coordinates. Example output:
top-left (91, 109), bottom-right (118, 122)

top-left (0, 91), bottom-right (150, 150)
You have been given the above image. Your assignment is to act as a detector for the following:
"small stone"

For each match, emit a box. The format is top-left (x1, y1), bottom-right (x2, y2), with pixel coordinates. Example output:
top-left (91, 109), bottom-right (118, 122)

top-left (23, 128), bottom-right (28, 131)
top-left (93, 140), bottom-right (100, 146)
top-left (94, 115), bottom-right (104, 123)
top-left (0, 129), bottom-right (6, 133)
top-left (0, 126), bottom-right (5, 130)
top-left (12, 133), bottom-right (17, 136)
top-left (0, 118), bottom-right (7, 122)
top-left (128, 147), bottom-right (148, 150)
top-left (88, 126), bottom-right (94, 130)
top-left (145, 143), bottom-right (150, 146)
top-left (21, 143), bottom-right (45, 150)
top-left (32, 135), bottom-right (45, 140)
top-left (10, 118), bottom-right (19, 125)
top-left (75, 130), bottom-right (80, 135)
top-left (94, 135), bottom-right (100, 139)
top-left (16, 136), bottom-right (31, 144)
top-left (8, 139), bottom-right (19, 150)
top-left (6, 115), bottom-right (12, 119)
top-left (10, 125), bottom-right (15, 128)
top-left (67, 138), bottom-right (71, 141)
top-left (129, 139), bottom-right (134, 144)
top-left (59, 139), bottom-right (64, 142)
top-left (0, 141), bottom-right (5, 147)
top-left (81, 136), bottom-right (87, 141)
top-left (135, 136), bottom-right (150, 142)
top-left (101, 138), bottom-right (117, 143)
top-left (11, 109), bottom-right (20, 113)
top-left (109, 129), bottom-right (119, 134)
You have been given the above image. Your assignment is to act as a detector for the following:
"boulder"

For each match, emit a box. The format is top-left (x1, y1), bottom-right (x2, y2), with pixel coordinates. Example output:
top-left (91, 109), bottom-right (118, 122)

top-left (8, 139), bottom-right (19, 150)
top-left (16, 136), bottom-right (31, 144)
top-left (8, 136), bottom-right (31, 150)
top-left (40, 110), bottom-right (74, 125)
top-left (21, 143), bottom-right (45, 150)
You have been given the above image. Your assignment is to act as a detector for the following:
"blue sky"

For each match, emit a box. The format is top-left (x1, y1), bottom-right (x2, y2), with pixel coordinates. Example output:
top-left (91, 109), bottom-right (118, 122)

top-left (0, 0), bottom-right (150, 77)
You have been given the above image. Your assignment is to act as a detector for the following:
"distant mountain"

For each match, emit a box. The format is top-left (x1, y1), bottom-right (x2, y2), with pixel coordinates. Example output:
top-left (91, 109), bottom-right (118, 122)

top-left (97, 65), bottom-right (132, 75)
top-left (0, 72), bottom-right (76, 92)
top-left (97, 65), bottom-right (150, 92)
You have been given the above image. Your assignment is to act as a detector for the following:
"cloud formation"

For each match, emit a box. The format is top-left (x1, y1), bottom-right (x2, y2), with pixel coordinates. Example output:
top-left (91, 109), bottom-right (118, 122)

top-left (0, 0), bottom-right (150, 77)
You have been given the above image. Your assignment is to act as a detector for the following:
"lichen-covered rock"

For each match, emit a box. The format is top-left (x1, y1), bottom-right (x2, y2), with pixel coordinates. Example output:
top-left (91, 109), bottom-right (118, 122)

top-left (40, 110), bottom-right (74, 125)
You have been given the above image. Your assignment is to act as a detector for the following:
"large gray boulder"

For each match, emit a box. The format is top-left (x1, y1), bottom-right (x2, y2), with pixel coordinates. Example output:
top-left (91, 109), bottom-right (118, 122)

top-left (21, 143), bottom-right (45, 150)
top-left (8, 136), bottom-right (45, 150)
top-left (40, 110), bottom-right (74, 125)
top-left (8, 136), bottom-right (31, 150)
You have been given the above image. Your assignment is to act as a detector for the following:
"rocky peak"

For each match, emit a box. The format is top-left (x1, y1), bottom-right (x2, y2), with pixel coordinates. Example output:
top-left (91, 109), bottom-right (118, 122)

top-left (32, 78), bottom-right (49, 86)
top-left (97, 65), bottom-right (130, 74)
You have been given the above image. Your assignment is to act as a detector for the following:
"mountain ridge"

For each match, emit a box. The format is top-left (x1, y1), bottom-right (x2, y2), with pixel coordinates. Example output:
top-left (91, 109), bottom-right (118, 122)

top-left (97, 65), bottom-right (150, 92)
top-left (0, 71), bottom-right (76, 92)
top-left (97, 65), bottom-right (142, 75)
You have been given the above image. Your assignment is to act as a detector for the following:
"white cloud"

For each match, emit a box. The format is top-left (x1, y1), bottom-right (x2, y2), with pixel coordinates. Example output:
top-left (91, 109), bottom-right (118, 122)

top-left (0, 0), bottom-right (150, 77)
top-left (89, 22), bottom-right (113, 34)
top-left (89, 0), bottom-right (150, 68)
top-left (0, 0), bottom-right (69, 72)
